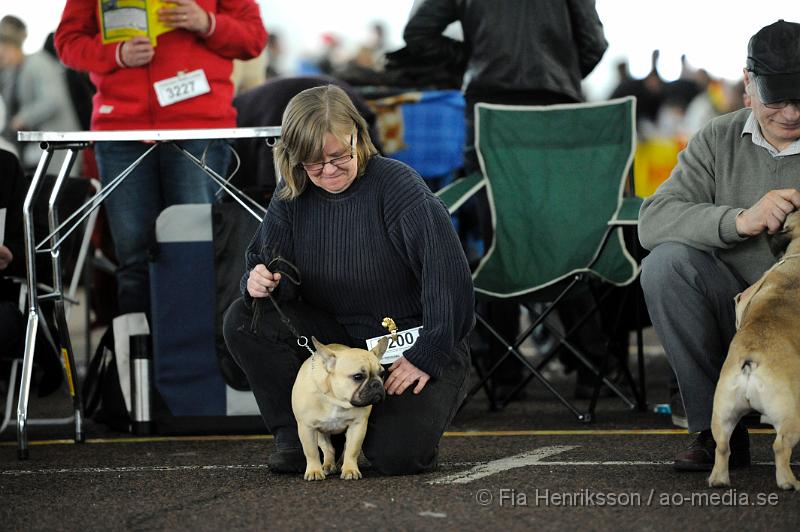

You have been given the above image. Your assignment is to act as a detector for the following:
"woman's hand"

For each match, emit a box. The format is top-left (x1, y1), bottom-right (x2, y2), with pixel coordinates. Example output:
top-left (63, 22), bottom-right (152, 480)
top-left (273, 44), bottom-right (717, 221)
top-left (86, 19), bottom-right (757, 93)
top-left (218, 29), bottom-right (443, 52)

top-left (246, 264), bottom-right (281, 299)
top-left (159, 0), bottom-right (211, 33)
top-left (384, 357), bottom-right (430, 395)
top-left (120, 36), bottom-right (154, 67)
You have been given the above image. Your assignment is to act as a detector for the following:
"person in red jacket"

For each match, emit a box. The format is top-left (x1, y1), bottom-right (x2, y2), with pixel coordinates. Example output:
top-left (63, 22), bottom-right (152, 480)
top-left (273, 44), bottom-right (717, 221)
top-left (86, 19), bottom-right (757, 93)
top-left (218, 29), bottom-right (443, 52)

top-left (55, 0), bottom-right (267, 316)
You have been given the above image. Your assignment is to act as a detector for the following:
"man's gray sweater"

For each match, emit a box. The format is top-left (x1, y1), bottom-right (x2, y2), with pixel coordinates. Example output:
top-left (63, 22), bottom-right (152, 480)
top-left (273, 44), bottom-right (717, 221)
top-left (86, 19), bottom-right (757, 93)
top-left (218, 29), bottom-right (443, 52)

top-left (639, 108), bottom-right (800, 285)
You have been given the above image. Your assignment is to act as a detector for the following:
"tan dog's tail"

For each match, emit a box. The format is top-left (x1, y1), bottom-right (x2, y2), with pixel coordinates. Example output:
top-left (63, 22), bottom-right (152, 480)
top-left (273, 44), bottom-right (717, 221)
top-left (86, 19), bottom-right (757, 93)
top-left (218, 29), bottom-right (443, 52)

top-left (741, 359), bottom-right (757, 374)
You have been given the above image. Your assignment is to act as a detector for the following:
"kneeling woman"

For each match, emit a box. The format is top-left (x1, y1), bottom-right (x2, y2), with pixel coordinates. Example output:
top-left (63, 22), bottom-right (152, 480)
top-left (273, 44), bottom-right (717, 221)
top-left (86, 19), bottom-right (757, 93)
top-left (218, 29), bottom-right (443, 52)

top-left (223, 85), bottom-right (475, 475)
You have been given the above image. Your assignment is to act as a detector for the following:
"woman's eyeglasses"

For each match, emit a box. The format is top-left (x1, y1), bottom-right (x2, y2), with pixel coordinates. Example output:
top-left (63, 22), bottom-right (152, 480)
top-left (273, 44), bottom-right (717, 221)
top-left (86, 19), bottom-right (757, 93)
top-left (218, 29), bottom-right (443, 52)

top-left (301, 135), bottom-right (355, 175)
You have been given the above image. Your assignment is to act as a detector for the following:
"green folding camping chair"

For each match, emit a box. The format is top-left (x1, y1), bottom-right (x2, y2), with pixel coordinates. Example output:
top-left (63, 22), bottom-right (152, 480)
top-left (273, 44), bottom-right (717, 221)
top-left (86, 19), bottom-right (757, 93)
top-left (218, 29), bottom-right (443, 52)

top-left (438, 96), bottom-right (645, 422)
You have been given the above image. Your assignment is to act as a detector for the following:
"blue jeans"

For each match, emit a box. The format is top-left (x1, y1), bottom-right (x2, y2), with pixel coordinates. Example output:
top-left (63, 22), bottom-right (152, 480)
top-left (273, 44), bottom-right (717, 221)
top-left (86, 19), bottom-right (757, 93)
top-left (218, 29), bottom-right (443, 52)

top-left (94, 140), bottom-right (231, 315)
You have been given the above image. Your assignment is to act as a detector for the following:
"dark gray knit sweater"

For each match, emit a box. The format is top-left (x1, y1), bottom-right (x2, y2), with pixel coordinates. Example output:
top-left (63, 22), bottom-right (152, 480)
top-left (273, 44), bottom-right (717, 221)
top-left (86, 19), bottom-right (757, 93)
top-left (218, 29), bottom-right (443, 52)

top-left (239, 156), bottom-right (475, 377)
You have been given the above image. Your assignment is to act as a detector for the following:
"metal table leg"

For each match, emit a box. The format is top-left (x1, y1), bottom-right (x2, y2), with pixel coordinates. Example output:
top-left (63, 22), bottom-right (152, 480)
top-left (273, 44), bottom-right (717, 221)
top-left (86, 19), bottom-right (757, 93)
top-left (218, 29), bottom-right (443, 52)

top-left (17, 149), bottom-right (53, 459)
top-left (46, 148), bottom-right (85, 444)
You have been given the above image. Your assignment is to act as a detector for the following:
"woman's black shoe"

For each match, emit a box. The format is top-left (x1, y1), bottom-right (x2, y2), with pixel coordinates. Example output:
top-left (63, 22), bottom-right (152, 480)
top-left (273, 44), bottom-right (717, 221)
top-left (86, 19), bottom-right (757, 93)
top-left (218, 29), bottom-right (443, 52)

top-left (267, 448), bottom-right (306, 474)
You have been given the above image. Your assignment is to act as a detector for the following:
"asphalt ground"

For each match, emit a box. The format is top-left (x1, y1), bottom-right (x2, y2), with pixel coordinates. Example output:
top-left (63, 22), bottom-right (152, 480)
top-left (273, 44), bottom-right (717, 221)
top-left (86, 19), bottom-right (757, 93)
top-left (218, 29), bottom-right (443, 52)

top-left (2, 350), bottom-right (799, 531)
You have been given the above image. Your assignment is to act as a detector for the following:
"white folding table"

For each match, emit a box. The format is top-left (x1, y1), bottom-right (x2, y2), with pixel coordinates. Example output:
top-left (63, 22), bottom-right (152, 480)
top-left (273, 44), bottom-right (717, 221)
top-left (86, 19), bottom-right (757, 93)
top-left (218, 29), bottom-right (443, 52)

top-left (14, 127), bottom-right (280, 458)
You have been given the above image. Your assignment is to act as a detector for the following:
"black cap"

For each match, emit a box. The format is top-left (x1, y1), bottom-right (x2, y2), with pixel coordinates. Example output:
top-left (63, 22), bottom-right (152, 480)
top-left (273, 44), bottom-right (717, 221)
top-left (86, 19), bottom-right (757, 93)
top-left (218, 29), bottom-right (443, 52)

top-left (746, 20), bottom-right (800, 103)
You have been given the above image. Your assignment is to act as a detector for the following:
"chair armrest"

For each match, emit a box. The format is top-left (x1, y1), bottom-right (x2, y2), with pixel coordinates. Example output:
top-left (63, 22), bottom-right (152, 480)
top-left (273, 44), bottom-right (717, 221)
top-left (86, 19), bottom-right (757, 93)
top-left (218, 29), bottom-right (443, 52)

top-left (608, 196), bottom-right (643, 226)
top-left (435, 172), bottom-right (486, 214)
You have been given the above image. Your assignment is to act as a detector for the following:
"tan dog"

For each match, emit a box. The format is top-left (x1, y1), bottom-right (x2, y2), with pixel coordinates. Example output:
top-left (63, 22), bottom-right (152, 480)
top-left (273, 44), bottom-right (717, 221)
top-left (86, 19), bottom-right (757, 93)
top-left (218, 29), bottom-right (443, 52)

top-left (709, 211), bottom-right (800, 490)
top-left (291, 337), bottom-right (388, 481)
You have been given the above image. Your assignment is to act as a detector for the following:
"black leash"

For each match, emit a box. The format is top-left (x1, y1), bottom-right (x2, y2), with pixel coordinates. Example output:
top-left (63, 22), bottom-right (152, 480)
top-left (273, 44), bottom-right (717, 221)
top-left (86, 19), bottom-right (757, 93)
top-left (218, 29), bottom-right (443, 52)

top-left (249, 255), bottom-right (314, 356)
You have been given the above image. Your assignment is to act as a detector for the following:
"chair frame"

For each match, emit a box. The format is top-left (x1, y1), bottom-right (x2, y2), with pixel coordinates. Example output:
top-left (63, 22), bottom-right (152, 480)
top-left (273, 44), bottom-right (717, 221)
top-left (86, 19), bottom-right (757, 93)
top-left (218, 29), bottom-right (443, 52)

top-left (440, 97), bottom-right (646, 421)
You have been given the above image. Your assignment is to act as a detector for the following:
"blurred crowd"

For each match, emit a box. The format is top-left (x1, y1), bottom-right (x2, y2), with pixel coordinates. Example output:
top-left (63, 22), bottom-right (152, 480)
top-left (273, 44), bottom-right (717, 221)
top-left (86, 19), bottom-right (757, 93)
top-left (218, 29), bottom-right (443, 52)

top-left (610, 50), bottom-right (747, 141)
top-left (1, 13), bottom-right (750, 168)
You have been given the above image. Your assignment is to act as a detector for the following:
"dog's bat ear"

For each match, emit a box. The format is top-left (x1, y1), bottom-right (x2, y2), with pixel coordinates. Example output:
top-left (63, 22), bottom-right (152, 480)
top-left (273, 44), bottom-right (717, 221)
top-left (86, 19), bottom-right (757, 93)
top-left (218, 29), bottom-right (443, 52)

top-left (767, 226), bottom-right (792, 258)
top-left (312, 337), bottom-right (337, 371)
top-left (311, 336), bottom-right (324, 351)
top-left (371, 337), bottom-right (389, 360)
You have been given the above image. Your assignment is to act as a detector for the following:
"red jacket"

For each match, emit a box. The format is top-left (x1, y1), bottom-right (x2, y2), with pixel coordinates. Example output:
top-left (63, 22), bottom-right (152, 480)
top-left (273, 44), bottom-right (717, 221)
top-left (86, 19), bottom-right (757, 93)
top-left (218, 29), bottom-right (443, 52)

top-left (55, 0), bottom-right (267, 131)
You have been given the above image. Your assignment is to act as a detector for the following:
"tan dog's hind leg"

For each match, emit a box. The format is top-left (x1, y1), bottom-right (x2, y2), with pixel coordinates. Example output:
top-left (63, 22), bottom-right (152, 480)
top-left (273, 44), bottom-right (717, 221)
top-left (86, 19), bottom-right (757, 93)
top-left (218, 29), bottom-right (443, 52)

top-left (708, 416), bottom-right (735, 487)
top-left (773, 421), bottom-right (800, 490)
top-left (319, 433), bottom-right (338, 475)
top-left (708, 372), bottom-right (747, 488)
top-left (340, 420), bottom-right (368, 480)
top-left (298, 424), bottom-right (326, 481)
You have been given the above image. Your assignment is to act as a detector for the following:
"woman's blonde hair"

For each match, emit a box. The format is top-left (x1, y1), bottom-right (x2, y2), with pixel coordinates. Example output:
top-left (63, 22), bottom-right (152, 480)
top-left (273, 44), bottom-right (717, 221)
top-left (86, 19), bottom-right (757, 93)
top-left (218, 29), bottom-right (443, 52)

top-left (274, 85), bottom-right (378, 200)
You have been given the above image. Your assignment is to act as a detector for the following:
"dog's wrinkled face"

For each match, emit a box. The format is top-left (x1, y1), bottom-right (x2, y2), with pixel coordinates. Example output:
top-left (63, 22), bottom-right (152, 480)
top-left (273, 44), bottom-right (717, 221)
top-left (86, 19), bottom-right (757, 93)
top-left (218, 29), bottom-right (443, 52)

top-left (311, 337), bottom-right (387, 407)
top-left (768, 210), bottom-right (800, 258)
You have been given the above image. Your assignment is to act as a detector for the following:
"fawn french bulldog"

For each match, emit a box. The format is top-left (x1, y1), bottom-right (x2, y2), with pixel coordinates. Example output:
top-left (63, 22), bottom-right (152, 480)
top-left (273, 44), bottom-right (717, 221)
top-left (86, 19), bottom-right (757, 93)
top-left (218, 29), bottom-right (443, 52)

top-left (709, 211), bottom-right (800, 491)
top-left (291, 337), bottom-right (388, 480)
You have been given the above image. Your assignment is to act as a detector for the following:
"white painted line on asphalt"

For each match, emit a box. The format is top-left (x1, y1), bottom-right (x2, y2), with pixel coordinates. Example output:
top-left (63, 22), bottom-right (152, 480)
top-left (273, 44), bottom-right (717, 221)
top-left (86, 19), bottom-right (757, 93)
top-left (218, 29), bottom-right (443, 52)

top-left (429, 446), bottom-right (578, 485)
top-left (1, 464), bottom-right (270, 476)
top-left (3, 458), bottom-right (795, 477)
top-left (487, 460), bottom-right (797, 466)
top-left (0, 461), bottom-right (487, 476)
top-left (429, 446), bottom-right (799, 485)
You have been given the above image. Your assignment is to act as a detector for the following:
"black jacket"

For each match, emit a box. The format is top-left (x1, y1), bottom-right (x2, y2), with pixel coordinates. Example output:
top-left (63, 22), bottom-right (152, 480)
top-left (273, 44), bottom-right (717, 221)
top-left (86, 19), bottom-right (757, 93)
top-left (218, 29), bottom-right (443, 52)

top-left (403, 0), bottom-right (607, 101)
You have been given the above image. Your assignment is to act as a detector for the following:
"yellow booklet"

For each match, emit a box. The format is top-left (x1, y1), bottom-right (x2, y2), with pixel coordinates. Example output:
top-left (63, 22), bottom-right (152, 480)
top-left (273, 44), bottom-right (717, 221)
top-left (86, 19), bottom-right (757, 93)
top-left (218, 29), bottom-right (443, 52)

top-left (99, 0), bottom-right (175, 46)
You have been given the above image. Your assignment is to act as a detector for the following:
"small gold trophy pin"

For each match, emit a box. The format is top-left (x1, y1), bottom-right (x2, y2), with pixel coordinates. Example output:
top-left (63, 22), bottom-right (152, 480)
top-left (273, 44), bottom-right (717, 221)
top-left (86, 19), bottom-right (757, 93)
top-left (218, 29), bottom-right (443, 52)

top-left (381, 317), bottom-right (398, 342)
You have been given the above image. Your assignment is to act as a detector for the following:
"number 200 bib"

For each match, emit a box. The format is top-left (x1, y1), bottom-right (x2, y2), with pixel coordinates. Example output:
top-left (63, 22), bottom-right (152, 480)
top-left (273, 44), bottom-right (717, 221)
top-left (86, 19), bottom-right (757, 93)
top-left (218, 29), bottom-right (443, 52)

top-left (365, 326), bottom-right (423, 365)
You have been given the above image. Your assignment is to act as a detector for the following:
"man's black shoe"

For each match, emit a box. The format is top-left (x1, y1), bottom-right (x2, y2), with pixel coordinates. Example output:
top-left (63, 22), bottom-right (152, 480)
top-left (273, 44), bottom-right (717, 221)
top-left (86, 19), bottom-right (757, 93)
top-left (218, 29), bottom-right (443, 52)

top-left (267, 448), bottom-right (306, 474)
top-left (674, 425), bottom-right (751, 472)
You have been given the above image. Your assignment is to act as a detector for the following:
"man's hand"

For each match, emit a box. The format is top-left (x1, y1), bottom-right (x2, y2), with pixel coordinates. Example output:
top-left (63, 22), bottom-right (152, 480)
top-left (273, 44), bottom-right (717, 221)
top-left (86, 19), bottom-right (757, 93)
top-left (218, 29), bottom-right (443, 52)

top-left (0, 245), bottom-right (13, 271)
top-left (736, 188), bottom-right (800, 236)
top-left (120, 37), bottom-right (155, 67)
top-left (159, 0), bottom-right (211, 33)
top-left (384, 357), bottom-right (430, 395)
top-left (246, 264), bottom-right (281, 299)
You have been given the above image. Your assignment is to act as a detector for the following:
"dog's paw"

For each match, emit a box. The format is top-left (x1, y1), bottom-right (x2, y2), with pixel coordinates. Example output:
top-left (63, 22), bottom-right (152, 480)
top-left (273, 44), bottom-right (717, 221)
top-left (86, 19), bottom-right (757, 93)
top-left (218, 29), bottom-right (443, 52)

top-left (303, 468), bottom-right (326, 481)
top-left (776, 478), bottom-right (800, 491)
top-left (340, 467), bottom-right (362, 480)
top-left (323, 462), bottom-right (338, 475)
top-left (708, 472), bottom-right (730, 488)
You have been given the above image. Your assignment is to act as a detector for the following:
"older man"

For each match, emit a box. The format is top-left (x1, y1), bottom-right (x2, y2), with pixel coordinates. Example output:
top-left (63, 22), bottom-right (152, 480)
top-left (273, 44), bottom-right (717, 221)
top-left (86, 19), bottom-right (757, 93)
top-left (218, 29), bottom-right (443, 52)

top-left (639, 19), bottom-right (800, 471)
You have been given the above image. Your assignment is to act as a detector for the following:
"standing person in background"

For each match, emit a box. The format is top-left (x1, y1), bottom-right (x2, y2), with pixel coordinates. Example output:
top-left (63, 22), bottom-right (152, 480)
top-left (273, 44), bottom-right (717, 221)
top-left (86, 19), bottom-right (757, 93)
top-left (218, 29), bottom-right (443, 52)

top-left (401, 0), bottom-right (614, 397)
top-left (0, 99), bottom-right (17, 155)
top-left (611, 50), bottom-right (665, 136)
top-left (0, 15), bottom-right (25, 150)
top-left (0, 18), bottom-right (83, 176)
top-left (264, 31), bottom-right (283, 79)
top-left (403, 0), bottom-right (607, 176)
top-left (55, 0), bottom-right (267, 318)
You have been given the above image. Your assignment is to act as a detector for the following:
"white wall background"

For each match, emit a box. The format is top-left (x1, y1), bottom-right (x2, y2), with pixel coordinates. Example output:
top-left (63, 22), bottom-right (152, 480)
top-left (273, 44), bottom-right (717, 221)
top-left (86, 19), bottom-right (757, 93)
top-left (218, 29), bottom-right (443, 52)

top-left (5, 0), bottom-right (798, 99)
